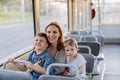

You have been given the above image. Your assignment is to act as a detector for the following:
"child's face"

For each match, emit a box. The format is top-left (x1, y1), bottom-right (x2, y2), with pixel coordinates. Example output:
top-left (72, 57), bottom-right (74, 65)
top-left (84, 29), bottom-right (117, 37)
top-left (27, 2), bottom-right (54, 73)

top-left (64, 45), bottom-right (77, 57)
top-left (33, 36), bottom-right (48, 51)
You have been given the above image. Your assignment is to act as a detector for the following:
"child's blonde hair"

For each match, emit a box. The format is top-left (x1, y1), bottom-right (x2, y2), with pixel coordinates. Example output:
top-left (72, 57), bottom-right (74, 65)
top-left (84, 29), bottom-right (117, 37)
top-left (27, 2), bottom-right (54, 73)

top-left (63, 39), bottom-right (78, 49)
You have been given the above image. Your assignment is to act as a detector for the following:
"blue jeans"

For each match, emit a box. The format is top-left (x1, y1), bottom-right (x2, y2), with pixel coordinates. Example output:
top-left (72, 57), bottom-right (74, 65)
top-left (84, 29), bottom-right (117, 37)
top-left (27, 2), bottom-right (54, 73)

top-left (32, 77), bottom-right (38, 80)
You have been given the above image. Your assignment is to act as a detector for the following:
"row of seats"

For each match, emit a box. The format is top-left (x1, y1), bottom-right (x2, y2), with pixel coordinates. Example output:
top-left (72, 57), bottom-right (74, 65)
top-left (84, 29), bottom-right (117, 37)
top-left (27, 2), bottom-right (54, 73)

top-left (65, 30), bottom-right (104, 47)
top-left (0, 60), bottom-right (86, 80)
top-left (77, 42), bottom-right (103, 80)
top-left (65, 30), bottom-right (105, 80)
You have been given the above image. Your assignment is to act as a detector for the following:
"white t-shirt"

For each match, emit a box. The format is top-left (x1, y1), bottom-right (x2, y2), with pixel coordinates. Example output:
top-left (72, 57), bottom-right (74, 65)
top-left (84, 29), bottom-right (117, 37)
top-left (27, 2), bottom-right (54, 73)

top-left (66, 54), bottom-right (86, 76)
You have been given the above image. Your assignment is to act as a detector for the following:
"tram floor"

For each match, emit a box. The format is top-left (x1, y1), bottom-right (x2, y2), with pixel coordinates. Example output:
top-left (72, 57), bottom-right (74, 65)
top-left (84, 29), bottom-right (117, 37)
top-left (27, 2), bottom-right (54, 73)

top-left (93, 44), bottom-right (120, 80)
top-left (104, 74), bottom-right (120, 80)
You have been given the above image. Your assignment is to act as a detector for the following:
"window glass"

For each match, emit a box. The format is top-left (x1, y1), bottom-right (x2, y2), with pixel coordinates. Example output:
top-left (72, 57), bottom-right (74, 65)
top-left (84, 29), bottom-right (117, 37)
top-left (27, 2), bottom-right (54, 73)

top-left (39, 0), bottom-right (68, 32)
top-left (0, 0), bottom-right (34, 59)
top-left (74, 0), bottom-right (90, 31)
top-left (102, 0), bottom-right (120, 25)
top-left (92, 0), bottom-right (120, 25)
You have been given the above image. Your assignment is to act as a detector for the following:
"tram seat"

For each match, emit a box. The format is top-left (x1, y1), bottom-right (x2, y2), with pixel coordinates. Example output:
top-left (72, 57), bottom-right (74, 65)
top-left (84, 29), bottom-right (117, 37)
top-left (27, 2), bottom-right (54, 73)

top-left (0, 60), bottom-right (32, 80)
top-left (38, 63), bottom-right (86, 80)
top-left (91, 31), bottom-right (105, 47)
top-left (79, 35), bottom-right (98, 42)
top-left (77, 46), bottom-right (95, 80)
top-left (0, 70), bottom-right (31, 80)
top-left (79, 34), bottom-right (105, 48)
top-left (77, 41), bottom-right (104, 76)
top-left (81, 54), bottom-right (94, 74)
top-left (95, 35), bottom-right (104, 47)
top-left (39, 75), bottom-right (81, 80)
top-left (69, 30), bottom-right (79, 34)
top-left (38, 54), bottom-right (94, 80)
top-left (81, 54), bottom-right (94, 80)
top-left (78, 42), bottom-right (101, 56)
top-left (65, 30), bottom-right (81, 41)
top-left (78, 41), bottom-right (104, 62)
top-left (80, 31), bottom-right (89, 36)
top-left (78, 45), bottom-right (91, 54)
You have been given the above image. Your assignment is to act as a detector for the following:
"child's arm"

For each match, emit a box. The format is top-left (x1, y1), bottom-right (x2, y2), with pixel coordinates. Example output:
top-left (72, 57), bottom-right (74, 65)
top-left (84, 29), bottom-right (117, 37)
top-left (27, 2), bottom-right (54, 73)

top-left (25, 61), bottom-right (46, 74)
top-left (8, 58), bottom-right (27, 71)
top-left (78, 65), bottom-right (84, 74)
top-left (34, 61), bottom-right (46, 74)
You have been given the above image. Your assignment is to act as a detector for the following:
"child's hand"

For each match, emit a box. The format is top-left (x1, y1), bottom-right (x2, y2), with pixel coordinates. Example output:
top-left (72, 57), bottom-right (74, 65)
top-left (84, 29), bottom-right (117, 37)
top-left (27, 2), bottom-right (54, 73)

top-left (64, 71), bottom-right (71, 77)
top-left (34, 60), bottom-right (41, 66)
top-left (25, 62), bottom-right (33, 69)
top-left (64, 71), bottom-right (76, 77)
top-left (8, 58), bottom-right (15, 63)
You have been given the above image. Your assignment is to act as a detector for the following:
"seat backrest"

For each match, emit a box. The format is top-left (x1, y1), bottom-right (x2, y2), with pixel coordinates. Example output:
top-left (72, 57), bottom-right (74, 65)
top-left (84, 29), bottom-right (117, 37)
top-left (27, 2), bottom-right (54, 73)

top-left (38, 63), bottom-right (86, 80)
top-left (80, 31), bottom-right (88, 36)
top-left (0, 70), bottom-right (31, 80)
top-left (68, 35), bottom-right (80, 41)
top-left (39, 75), bottom-right (80, 80)
top-left (79, 35), bottom-right (98, 42)
top-left (91, 31), bottom-right (104, 47)
top-left (66, 31), bottom-right (80, 41)
top-left (78, 42), bottom-right (100, 56)
top-left (0, 60), bottom-right (32, 80)
top-left (96, 35), bottom-right (104, 47)
top-left (78, 46), bottom-right (91, 54)
top-left (81, 54), bottom-right (94, 74)
top-left (69, 30), bottom-right (79, 34)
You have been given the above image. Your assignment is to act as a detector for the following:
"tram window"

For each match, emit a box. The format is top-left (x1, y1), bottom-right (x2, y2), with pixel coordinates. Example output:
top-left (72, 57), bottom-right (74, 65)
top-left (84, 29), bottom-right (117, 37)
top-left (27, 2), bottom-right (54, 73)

top-left (102, 0), bottom-right (120, 25)
top-left (73, 0), bottom-right (91, 31)
top-left (0, 0), bottom-right (34, 59)
top-left (39, 0), bottom-right (68, 32)
top-left (92, 0), bottom-right (120, 25)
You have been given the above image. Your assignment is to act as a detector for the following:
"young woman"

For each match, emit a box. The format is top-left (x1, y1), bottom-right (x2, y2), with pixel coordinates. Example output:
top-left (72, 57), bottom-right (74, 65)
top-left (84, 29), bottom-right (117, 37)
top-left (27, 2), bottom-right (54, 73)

top-left (45, 22), bottom-right (66, 74)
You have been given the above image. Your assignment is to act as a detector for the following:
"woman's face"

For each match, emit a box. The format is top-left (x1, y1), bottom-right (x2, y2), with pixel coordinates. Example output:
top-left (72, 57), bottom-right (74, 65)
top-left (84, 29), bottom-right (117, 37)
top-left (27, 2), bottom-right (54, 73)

top-left (45, 25), bottom-right (60, 44)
